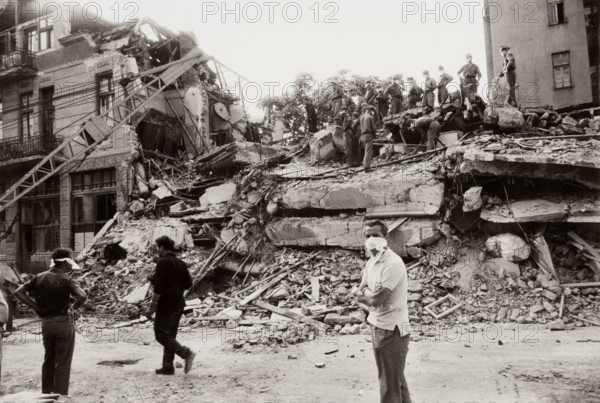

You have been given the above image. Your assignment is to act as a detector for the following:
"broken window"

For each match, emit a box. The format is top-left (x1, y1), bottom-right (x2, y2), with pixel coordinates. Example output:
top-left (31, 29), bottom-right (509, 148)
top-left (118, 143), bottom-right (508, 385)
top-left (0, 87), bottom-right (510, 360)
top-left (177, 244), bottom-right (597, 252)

top-left (20, 92), bottom-right (34, 139)
top-left (98, 74), bottom-right (115, 127)
top-left (21, 188), bottom-right (60, 272)
top-left (548, 0), bottom-right (567, 25)
top-left (71, 169), bottom-right (117, 253)
top-left (40, 87), bottom-right (54, 138)
top-left (552, 51), bottom-right (572, 89)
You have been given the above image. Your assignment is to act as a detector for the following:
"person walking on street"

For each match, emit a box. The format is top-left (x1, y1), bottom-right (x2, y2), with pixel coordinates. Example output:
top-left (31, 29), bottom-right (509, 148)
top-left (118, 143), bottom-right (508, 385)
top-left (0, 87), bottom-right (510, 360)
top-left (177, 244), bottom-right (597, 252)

top-left (437, 66), bottom-right (454, 106)
top-left (359, 106), bottom-right (377, 171)
top-left (0, 287), bottom-right (8, 382)
top-left (354, 220), bottom-right (411, 403)
top-left (499, 46), bottom-right (517, 107)
top-left (146, 236), bottom-right (196, 375)
top-left (422, 70), bottom-right (436, 113)
top-left (14, 248), bottom-right (87, 396)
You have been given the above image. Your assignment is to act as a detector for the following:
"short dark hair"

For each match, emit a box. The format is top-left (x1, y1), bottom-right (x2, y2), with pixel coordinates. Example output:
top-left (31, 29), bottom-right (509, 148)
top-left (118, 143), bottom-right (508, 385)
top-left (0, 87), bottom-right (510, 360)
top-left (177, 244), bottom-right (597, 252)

top-left (51, 248), bottom-right (72, 261)
top-left (364, 220), bottom-right (388, 236)
top-left (155, 236), bottom-right (176, 251)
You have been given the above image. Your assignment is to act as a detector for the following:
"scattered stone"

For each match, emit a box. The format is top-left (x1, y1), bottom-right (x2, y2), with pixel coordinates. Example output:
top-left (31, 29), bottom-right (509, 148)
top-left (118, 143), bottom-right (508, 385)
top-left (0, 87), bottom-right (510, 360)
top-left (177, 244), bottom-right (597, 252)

top-left (543, 290), bottom-right (558, 301)
top-left (315, 362), bottom-right (326, 368)
top-left (543, 301), bottom-right (555, 312)
top-left (547, 319), bottom-right (565, 331)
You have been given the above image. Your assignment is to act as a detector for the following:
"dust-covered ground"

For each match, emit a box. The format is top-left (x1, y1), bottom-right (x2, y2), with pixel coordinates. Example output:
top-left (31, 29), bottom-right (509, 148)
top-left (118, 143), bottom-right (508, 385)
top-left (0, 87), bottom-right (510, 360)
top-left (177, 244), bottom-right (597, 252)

top-left (2, 320), bottom-right (599, 403)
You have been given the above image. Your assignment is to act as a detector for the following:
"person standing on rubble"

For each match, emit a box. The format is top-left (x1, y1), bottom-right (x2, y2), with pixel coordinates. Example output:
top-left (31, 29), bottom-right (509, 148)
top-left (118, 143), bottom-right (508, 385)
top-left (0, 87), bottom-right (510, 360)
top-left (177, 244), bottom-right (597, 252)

top-left (375, 86), bottom-right (388, 128)
top-left (146, 236), bottom-right (196, 375)
top-left (499, 46), bottom-right (517, 107)
top-left (354, 220), bottom-right (411, 403)
top-left (14, 248), bottom-right (87, 396)
top-left (422, 70), bottom-right (437, 113)
top-left (328, 81), bottom-right (344, 119)
top-left (359, 106), bottom-right (377, 172)
top-left (409, 113), bottom-right (446, 151)
top-left (457, 53), bottom-right (482, 105)
top-left (304, 97), bottom-right (319, 134)
top-left (407, 77), bottom-right (423, 109)
top-left (385, 75), bottom-right (404, 115)
top-left (437, 66), bottom-right (454, 107)
top-left (343, 109), bottom-right (360, 167)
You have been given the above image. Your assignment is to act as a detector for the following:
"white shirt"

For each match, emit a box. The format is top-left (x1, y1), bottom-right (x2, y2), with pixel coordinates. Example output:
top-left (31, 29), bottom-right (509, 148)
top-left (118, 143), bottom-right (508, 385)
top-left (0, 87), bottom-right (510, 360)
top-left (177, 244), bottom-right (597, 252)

top-left (362, 248), bottom-right (410, 335)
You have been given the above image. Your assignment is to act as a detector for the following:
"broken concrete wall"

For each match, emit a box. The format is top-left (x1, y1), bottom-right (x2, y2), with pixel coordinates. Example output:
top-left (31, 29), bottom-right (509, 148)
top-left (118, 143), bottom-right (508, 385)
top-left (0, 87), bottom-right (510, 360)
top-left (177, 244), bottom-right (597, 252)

top-left (266, 217), bottom-right (441, 257)
top-left (280, 170), bottom-right (444, 214)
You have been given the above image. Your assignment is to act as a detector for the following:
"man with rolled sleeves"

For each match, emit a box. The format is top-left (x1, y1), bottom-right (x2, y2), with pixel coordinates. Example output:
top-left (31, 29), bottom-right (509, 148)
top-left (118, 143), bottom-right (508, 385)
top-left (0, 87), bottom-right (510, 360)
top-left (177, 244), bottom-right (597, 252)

top-left (14, 248), bottom-right (87, 396)
top-left (422, 70), bottom-right (437, 113)
top-left (359, 106), bottom-right (377, 171)
top-left (355, 220), bottom-right (411, 403)
top-left (457, 53), bottom-right (482, 103)
top-left (499, 46), bottom-right (517, 106)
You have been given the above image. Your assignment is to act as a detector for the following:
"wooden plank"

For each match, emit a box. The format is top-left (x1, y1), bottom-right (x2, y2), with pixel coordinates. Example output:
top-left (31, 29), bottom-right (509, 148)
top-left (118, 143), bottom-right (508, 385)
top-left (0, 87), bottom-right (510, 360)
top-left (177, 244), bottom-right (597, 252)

top-left (311, 277), bottom-right (320, 301)
top-left (560, 282), bottom-right (600, 288)
top-left (239, 271), bottom-right (288, 306)
top-left (253, 300), bottom-right (330, 332)
top-left (531, 235), bottom-right (559, 280)
top-left (568, 314), bottom-right (600, 327)
top-left (567, 231), bottom-right (600, 262)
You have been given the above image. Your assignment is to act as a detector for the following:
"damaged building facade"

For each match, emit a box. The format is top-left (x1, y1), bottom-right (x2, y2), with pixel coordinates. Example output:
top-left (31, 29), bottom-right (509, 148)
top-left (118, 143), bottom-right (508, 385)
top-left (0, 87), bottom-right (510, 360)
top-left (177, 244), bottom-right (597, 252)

top-left (483, 0), bottom-right (599, 108)
top-left (0, 0), bottom-right (247, 273)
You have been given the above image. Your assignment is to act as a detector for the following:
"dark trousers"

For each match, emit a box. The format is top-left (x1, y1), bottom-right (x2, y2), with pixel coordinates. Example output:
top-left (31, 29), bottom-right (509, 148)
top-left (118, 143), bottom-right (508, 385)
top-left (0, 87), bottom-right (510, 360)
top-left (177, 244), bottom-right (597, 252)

top-left (423, 92), bottom-right (435, 109)
top-left (391, 98), bottom-right (403, 115)
top-left (42, 315), bottom-right (75, 395)
top-left (154, 308), bottom-right (191, 368)
top-left (344, 130), bottom-right (361, 166)
top-left (506, 70), bottom-right (516, 106)
top-left (360, 134), bottom-right (373, 170)
top-left (438, 86), bottom-right (449, 105)
top-left (377, 104), bottom-right (388, 127)
top-left (371, 325), bottom-right (411, 403)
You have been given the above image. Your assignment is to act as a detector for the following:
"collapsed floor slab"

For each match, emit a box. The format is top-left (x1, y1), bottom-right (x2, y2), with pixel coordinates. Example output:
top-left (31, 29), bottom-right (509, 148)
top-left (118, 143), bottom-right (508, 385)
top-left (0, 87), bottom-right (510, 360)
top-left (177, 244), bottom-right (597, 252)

top-left (481, 199), bottom-right (600, 224)
top-left (266, 217), bottom-right (441, 257)
top-left (279, 169), bottom-right (444, 214)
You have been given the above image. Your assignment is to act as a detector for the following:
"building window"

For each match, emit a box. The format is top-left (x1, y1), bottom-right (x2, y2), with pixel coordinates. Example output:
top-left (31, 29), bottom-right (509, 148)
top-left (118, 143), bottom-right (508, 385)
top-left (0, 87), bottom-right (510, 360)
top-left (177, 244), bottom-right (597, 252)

top-left (24, 27), bottom-right (37, 52)
top-left (548, 0), bottom-right (567, 25)
top-left (552, 51), bottom-right (572, 89)
top-left (20, 92), bottom-right (34, 138)
top-left (98, 75), bottom-right (115, 127)
top-left (71, 169), bottom-right (116, 192)
top-left (39, 19), bottom-right (54, 51)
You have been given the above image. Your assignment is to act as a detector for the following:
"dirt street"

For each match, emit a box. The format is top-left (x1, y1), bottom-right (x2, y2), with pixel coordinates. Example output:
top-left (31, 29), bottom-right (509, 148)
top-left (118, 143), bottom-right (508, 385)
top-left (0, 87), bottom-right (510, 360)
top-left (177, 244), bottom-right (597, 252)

top-left (1, 320), bottom-right (599, 403)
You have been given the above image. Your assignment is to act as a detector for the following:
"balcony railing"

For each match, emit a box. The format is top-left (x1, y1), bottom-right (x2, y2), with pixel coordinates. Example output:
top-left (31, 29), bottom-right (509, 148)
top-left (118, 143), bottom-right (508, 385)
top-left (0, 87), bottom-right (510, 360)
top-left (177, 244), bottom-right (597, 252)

top-left (0, 135), bottom-right (62, 162)
top-left (0, 49), bottom-right (37, 71)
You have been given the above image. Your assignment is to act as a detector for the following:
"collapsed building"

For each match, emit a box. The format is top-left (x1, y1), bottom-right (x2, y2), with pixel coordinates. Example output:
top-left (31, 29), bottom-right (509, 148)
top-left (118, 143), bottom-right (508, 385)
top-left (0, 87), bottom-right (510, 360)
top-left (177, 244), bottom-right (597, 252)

top-left (0, 0), bottom-right (250, 273)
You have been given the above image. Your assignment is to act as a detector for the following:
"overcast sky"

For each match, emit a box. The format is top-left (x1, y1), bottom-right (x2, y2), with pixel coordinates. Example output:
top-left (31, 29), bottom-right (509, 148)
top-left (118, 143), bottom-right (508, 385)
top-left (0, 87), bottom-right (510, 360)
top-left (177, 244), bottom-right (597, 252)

top-left (96, 0), bottom-right (490, 114)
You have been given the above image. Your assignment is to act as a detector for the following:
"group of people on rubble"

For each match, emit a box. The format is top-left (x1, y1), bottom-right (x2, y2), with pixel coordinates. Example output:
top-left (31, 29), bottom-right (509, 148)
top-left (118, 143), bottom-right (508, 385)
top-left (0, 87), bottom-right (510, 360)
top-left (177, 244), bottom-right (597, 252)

top-left (304, 47), bottom-right (517, 172)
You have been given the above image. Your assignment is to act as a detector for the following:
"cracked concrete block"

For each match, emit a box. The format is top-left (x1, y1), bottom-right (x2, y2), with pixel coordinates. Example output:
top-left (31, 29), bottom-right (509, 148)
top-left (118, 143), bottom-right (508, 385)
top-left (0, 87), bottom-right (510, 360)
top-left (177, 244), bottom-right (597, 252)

top-left (200, 182), bottom-right (237, 208)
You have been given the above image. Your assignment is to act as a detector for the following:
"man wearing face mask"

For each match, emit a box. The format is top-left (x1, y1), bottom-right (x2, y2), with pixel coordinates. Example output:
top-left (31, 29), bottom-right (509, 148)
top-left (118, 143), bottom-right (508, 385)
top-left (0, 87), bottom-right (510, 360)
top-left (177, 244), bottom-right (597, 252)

top-left (14, 248), bottom-right (87, 396)
top-left (354, 220), bottom-right (411, 403)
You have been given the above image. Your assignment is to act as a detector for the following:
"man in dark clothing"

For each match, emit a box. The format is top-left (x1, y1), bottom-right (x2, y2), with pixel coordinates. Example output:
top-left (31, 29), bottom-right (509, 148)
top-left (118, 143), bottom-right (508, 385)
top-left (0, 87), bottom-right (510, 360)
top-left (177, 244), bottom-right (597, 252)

top-left (457, 53), bottom-right (482, 103)
top-left (407, 77), bottom-right (423, 109)
top-left (304, 97), bottom-right (318, 134)
top-left (499, 46), bottom-right (517, 106)
top-left (360, 106), bottom-right (377, 171)
top-left (410, 115), bottom-right (444, 151)
top-left (385, 76), bottom-right (404, 115)
top-left (437, 65), bottom-right (454, 106)
top-left (422, 70), bottom-right (437, 113)
top-left (343, 110), bottom-right (360, 167)
top-left (375, 86), bottom-right (388, 129)
top-left (14, 248), bottom-right (87, 396)
top-left (328, 82), bottom-right (344, 119)
top-left (147, 236), bottom-right (195, 375)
